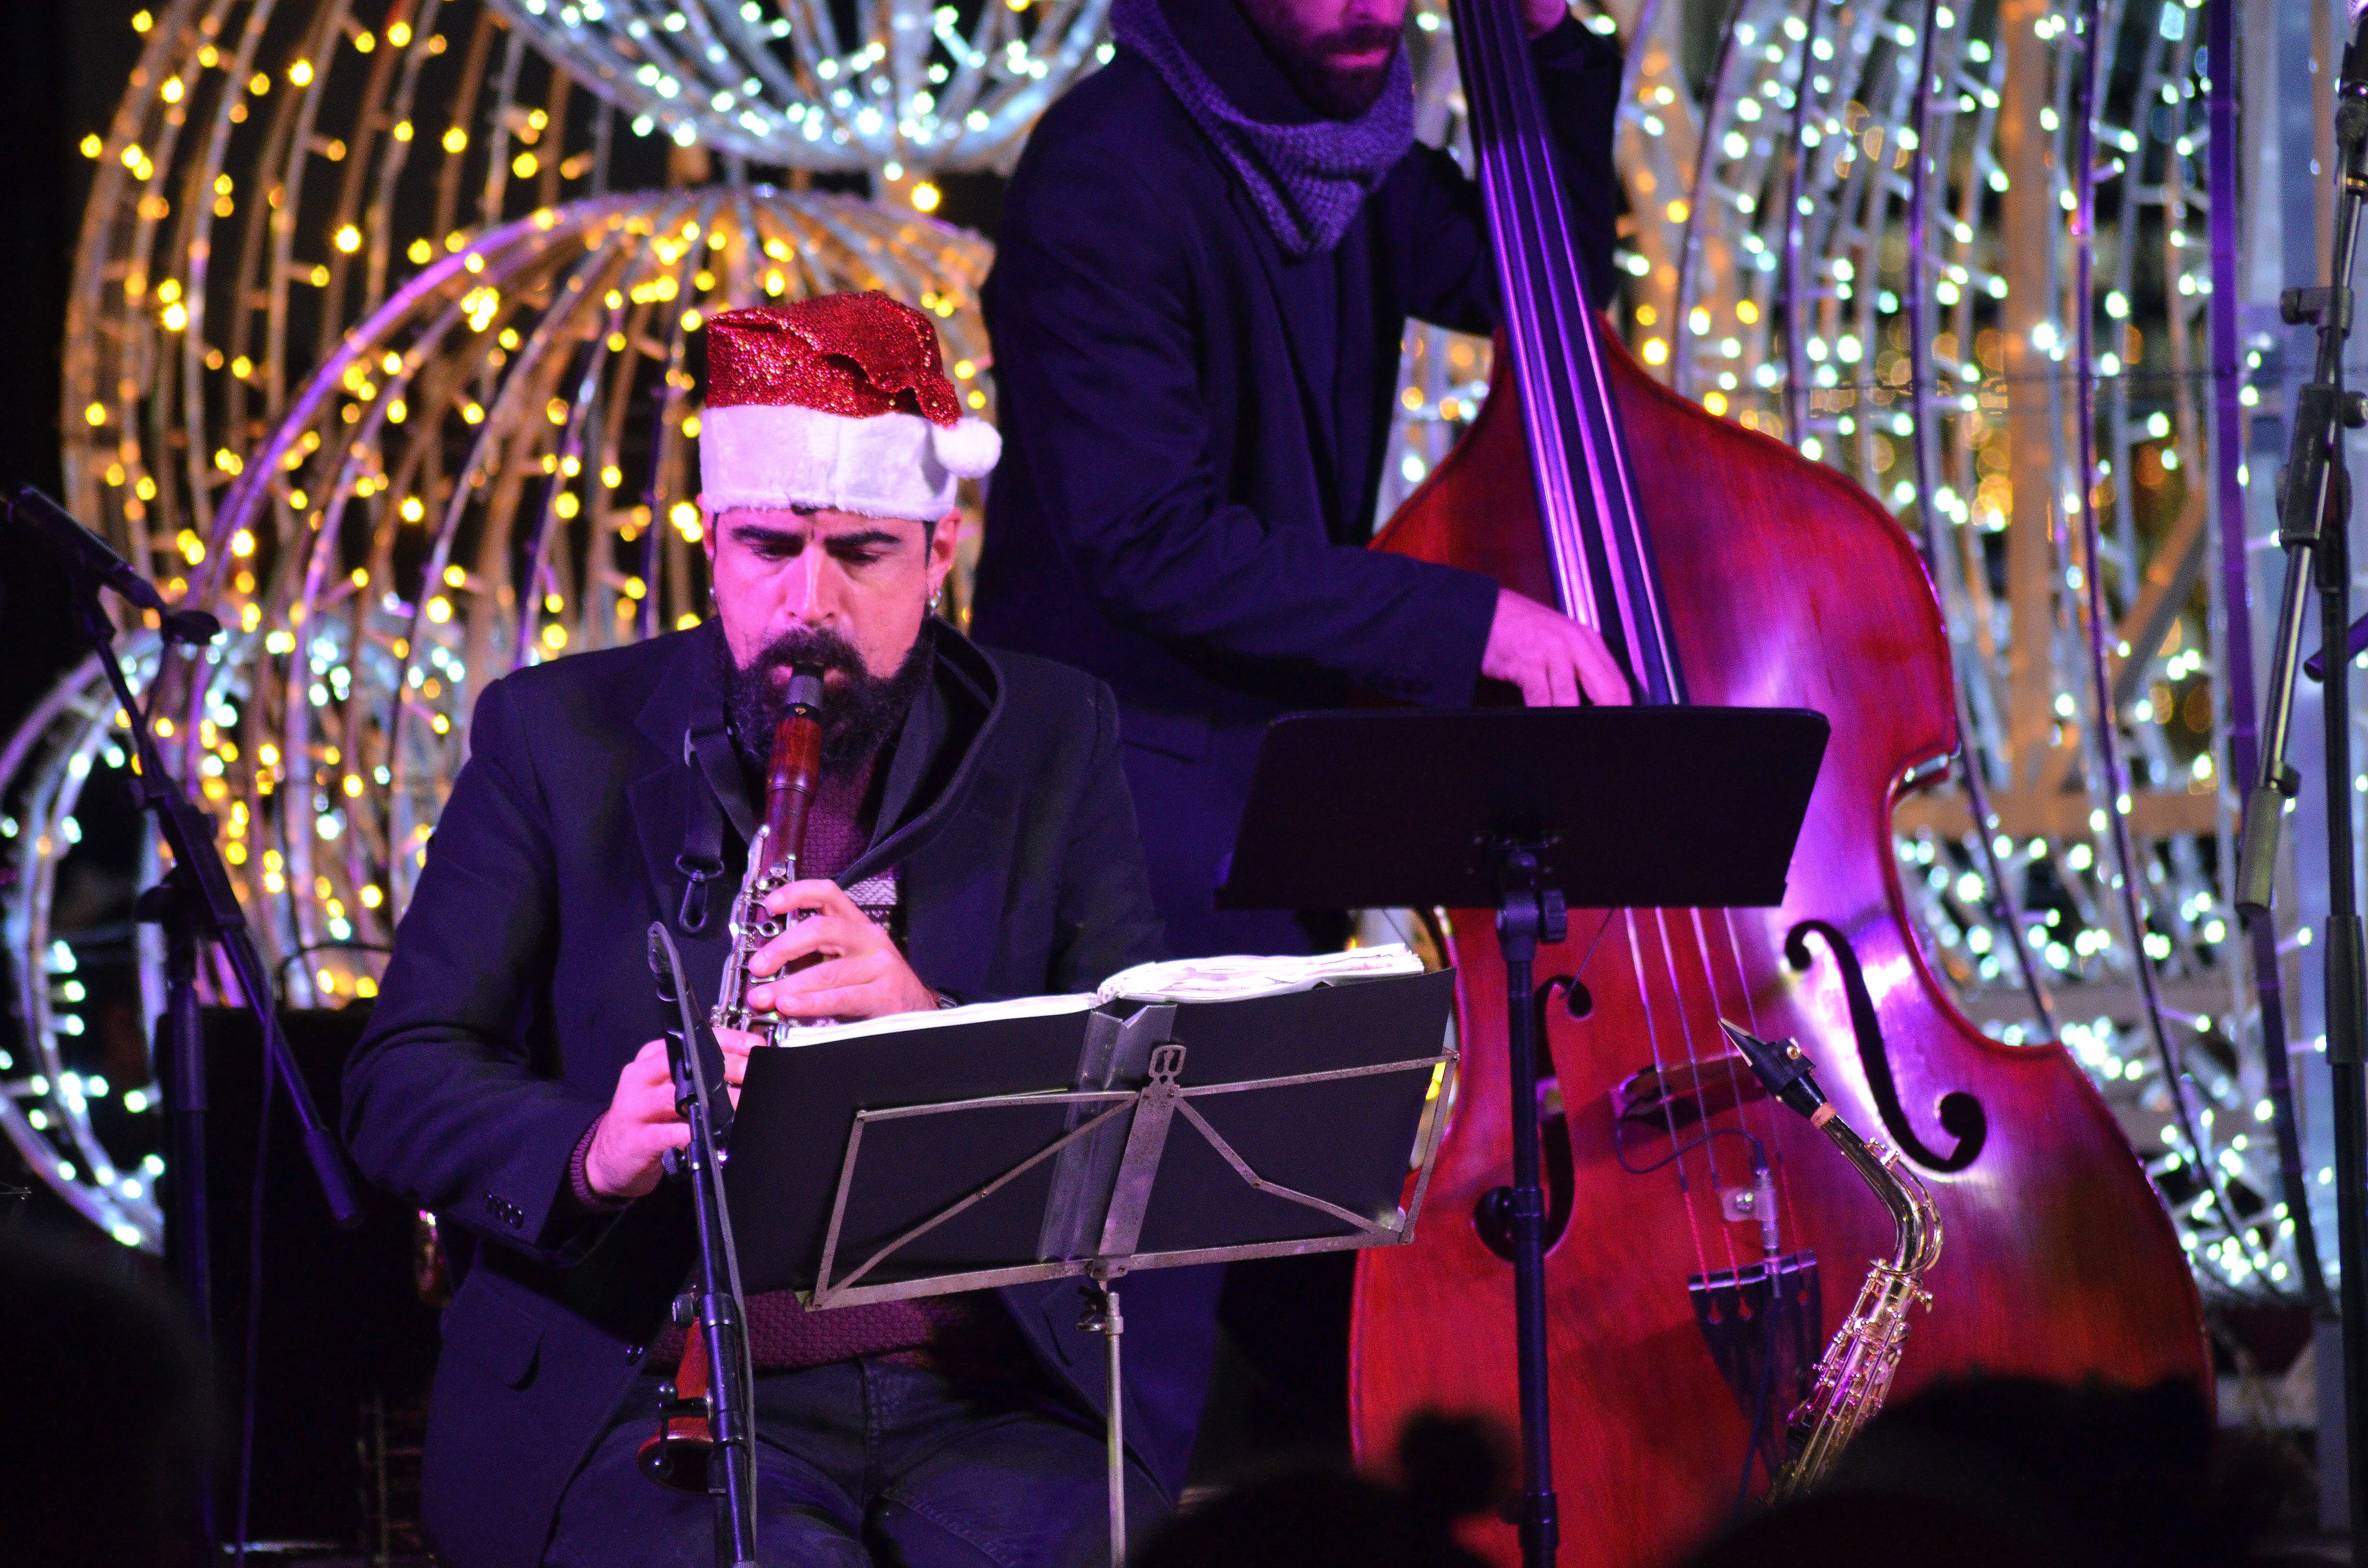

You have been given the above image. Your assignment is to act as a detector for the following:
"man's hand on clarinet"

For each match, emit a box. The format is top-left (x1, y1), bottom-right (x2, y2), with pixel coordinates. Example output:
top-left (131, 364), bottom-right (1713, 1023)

top-left (1481, 588), bottom-right (1634, 708)
top-left (745, 879), bottom-right (939, 1022)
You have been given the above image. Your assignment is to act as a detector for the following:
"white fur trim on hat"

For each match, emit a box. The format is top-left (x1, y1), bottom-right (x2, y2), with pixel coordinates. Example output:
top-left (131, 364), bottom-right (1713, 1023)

top-left (931, 416), bottom-right (1002, 478)
top-left (698, 403), bottom-right (998, 519)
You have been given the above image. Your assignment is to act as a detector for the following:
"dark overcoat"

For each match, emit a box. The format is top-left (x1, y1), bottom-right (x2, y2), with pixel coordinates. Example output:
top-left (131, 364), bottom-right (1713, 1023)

top-left (972, 20), bottom-right (1621, 954)
top-left (343, 621), bottom-right (1203, 1568)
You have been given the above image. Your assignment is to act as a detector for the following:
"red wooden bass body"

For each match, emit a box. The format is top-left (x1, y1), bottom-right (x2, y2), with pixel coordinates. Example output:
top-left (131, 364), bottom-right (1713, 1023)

top-left (1352, 332), bottom-right (2210, 1568)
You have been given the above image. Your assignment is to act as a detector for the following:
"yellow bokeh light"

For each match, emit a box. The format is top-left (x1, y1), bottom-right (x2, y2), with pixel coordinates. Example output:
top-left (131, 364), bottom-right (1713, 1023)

top-left (334, 224), bottom-right (361, 253)
top-left (288, 60), bottom-right (314, 86)
top-left (912, 183), bottom-right (941, 213)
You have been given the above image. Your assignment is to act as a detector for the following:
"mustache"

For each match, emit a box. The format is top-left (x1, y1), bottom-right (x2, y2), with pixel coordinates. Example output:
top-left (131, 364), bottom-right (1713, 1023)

top-left (745, 625), bottom-right (868, 682)
top-left (1307, 21), bottom-right (1402, 60)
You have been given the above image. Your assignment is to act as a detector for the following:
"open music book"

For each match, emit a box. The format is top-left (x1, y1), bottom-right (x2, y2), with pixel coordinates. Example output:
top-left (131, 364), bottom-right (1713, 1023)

top-left (774, 944), bottom-right (1426, 1047)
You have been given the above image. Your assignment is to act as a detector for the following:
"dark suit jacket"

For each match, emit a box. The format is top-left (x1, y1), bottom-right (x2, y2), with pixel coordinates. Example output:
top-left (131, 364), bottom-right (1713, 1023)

top-left (971, 24), bottom-right (1620, 928)
top-left (343, 621), bottom-right (1206, 1568)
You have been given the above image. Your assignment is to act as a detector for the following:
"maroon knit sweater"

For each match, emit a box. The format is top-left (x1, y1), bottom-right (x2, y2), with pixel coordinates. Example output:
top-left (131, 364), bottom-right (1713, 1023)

top-left (573, 741), bottom-right (995, 1372)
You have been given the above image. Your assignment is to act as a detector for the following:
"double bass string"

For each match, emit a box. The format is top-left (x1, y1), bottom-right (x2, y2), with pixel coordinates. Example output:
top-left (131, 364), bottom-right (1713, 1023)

top-left (1459, 0), bottom-right (1749, 1265)
top-left (1655, 907), bottom-right (1745, 1282)
top-left (1692, 905), bottom-right (1801, 1251)
top-left (1625, 909), bottom-right (1716, 1286)
top-left (1715, 907), bottom-right (1805, 1240)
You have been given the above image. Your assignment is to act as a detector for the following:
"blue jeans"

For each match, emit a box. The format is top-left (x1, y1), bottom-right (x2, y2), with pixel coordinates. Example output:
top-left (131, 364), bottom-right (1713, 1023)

top-left (544, 1354), bottom-right (1167, 1567)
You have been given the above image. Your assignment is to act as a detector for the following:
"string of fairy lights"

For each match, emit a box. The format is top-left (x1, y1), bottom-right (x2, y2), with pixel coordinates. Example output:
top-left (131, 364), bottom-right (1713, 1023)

top-left (0, 0), bottom-right (2318, 1306)
top-left (484, 0), bottom-right (1116, 178)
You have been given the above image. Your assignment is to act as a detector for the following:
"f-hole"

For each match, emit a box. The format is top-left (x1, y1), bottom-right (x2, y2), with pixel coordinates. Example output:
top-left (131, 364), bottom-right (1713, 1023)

top-left (1474, 976), bottom-right (1583, 1261)
top-left (1784, 920), bottom-right (1986, 1173)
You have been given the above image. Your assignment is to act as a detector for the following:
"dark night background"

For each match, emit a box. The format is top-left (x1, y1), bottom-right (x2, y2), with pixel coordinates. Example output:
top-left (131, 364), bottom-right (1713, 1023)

top-left (0, 3), bottom-right (148, 1216)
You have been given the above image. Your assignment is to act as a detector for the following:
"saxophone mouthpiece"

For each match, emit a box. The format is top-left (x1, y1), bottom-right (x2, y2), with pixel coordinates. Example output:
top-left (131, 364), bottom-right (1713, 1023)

top-left (786, 664), bottom-right (826, 713)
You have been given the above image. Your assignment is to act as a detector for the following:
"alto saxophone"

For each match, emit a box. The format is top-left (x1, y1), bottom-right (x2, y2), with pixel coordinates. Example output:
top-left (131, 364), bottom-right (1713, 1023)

top-left (1721, 1020), bottom-right (1943, 1503)
top-left (711, 664), bottom-right (826, 1042)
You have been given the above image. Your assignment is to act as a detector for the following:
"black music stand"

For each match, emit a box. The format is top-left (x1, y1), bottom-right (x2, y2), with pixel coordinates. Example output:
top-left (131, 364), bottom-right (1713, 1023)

top-left (1215, 707), bottom-right (1829, 1568)
top-left (726, 969), bottom-right (1459, 1566)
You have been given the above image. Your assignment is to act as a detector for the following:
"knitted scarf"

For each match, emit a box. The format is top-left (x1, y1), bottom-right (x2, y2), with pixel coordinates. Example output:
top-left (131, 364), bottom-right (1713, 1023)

top-left (1110, 0), bottom-right (1415, 260)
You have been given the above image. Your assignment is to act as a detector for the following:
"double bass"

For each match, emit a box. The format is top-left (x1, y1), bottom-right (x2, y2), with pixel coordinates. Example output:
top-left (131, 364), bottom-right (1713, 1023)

top-left (1350, 2), bottom-right (2209, 1564)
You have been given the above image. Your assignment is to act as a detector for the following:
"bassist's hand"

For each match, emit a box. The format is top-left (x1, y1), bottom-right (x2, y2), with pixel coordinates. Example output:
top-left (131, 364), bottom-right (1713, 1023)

top-left (1481, 588), bottom-right (1633, 707)
top-left (1522, 0), bottom-right (1575, 35)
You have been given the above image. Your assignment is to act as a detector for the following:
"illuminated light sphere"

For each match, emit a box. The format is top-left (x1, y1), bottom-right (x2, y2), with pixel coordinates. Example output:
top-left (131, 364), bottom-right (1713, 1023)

top-left (188, 186), bottom-right (988, 1009)
top-left (11, 0), bottom-right (997, 1248)
top-left (487, 0), bottom-right (1114, 174)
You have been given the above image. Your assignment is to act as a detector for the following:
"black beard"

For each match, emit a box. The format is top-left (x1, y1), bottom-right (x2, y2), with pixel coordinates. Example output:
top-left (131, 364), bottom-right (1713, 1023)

top-left (1235, 1), bottom-right (1404, 119)
top-left (1287, 45), bottom-right (1396, 119)
top-left (719, 624), bottom-right (932, 780)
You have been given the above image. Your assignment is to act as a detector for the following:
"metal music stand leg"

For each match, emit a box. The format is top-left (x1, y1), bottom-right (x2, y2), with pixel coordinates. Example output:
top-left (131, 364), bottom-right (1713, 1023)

top-left (1492, 840), bottom-right (1565, 1568)
top-left (142, 875), bottom-right (217, 1559)
top-left (1083, 1266), bottom-right (1127, 1567)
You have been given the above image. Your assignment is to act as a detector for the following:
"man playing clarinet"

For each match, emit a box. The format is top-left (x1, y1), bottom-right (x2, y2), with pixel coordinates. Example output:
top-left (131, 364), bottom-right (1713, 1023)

top-left (345, 293), bottom-right (1199, 1568)
top-left (971, 0), bottom-right (1631, 1446)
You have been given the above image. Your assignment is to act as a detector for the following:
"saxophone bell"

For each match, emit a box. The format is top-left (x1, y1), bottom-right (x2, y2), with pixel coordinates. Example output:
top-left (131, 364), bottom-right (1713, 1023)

top-left (1721, 1019), bottom-right (1944, 1502)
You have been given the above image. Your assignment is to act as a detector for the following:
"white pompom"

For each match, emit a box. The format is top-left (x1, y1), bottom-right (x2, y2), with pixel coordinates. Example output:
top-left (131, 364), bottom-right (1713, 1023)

top-left (931, 416), bottom-right (1002, 478)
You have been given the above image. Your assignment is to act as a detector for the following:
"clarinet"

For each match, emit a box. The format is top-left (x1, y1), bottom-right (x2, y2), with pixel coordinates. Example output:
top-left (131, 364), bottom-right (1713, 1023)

top-left (712, 665), bottom-right (826, 1039)
top-left (640, 665), bottom-right (825, 1493)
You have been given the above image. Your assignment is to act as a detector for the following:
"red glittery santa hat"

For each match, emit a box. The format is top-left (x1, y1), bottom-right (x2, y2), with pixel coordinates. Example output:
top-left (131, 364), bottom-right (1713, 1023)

top-left (699, 292), bottom-right (1000, 519)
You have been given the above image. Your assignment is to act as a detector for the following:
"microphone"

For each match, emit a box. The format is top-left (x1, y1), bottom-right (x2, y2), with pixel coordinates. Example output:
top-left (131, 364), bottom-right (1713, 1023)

top-left (11, 486), bottom-right (222, 643)
top-left (11, 485), bottom-right (168, 612)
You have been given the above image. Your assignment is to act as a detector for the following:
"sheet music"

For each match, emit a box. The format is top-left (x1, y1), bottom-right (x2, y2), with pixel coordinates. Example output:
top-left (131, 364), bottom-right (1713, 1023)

top-left (1095, 944), bottom-right (1423, 1004)
top-left (763, 945), bottom-right (1424, 1048)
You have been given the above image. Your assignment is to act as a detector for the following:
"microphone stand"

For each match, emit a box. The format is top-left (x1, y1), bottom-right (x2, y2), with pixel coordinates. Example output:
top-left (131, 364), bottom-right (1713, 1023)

top-left (2234, 16), bottom-right (2368, 1526)
top-left (11, 490), bottom-right (365, 1558)
top-left (647, 923), bottom-right (760, 1568)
